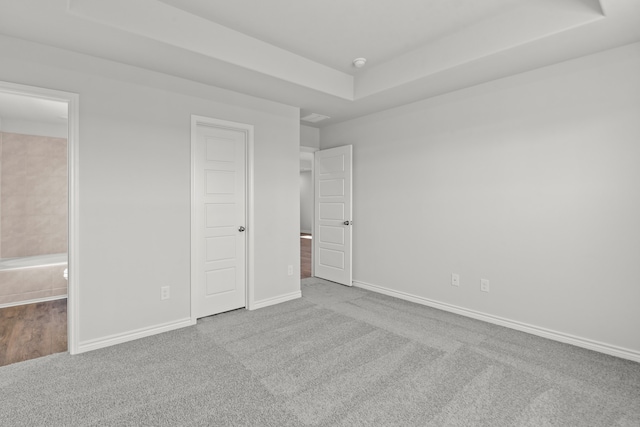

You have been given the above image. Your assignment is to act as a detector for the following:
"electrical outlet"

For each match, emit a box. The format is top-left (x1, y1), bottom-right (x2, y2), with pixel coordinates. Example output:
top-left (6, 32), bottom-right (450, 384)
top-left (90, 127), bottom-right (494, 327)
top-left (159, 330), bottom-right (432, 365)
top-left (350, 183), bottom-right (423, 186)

top-left (451, 273), bottom-right (460, 287)
top-left (480, 279), bottom-right (490, 293)
top-left (161, 286), bottom-right (170, 300)
top-left (287, 265), bottom-right (294, 276)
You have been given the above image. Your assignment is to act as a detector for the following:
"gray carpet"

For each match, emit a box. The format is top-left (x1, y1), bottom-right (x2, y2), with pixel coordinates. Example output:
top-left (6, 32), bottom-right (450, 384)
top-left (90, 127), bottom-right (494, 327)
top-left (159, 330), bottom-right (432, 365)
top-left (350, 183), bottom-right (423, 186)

top-left (1, 278), bottom-right (639, 426)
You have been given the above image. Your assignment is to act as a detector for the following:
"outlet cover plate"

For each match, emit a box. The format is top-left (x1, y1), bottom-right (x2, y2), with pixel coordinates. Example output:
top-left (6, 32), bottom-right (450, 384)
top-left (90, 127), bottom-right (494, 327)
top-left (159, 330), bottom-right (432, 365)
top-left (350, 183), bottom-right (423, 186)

top-left (451, 273), bottom-right (460, 286)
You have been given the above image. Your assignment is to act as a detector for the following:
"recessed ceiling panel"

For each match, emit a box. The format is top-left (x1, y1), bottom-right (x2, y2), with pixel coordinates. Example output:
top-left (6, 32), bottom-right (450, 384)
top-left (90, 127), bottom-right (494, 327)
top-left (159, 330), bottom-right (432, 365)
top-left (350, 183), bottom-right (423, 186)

top-left (159, 0), bottom-right (521, 74)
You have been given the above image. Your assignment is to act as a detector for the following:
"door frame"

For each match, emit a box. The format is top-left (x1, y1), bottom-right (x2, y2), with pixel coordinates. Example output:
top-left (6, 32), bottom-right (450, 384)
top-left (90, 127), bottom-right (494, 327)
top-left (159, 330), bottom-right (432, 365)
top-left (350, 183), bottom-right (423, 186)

top-left (0, 80), bottom-right (80, 354)
top-left (190, 115), bottom-right (254, 323)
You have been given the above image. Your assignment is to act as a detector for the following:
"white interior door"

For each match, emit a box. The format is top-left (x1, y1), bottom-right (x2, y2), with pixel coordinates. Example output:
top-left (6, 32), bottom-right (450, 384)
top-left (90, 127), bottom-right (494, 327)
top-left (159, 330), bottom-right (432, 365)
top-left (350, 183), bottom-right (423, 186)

top-left (193, 118), bottom-right (248, 318)
top-left (314, 145), bottom-right (353, 286)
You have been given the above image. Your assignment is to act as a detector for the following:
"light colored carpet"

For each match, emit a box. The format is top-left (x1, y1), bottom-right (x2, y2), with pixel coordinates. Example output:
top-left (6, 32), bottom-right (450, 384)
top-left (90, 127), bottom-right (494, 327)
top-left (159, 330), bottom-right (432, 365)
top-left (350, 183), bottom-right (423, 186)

top-left (1, 278), bottom-right (639, 426)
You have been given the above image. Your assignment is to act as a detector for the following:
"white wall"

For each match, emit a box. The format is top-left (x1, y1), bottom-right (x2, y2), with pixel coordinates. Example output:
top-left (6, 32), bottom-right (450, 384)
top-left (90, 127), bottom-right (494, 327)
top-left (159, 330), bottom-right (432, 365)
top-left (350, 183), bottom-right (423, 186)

top-left (300, 124), bottom-right (320, 148)
top-left (0, 35), bottom-right (300, 347)
top-left (320, 42), bottom-right (640, 358)
top-left (300, 171), bottom-right (313, 233)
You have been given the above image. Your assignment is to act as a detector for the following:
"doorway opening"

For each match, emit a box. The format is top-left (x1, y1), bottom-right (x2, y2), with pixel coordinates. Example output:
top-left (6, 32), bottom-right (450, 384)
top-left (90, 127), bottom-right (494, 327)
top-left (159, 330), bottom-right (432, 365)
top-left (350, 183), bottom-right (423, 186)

top-left (300, 147), bottom-right (315, 279)
top-left (0, 81), bottom-right (78, 364)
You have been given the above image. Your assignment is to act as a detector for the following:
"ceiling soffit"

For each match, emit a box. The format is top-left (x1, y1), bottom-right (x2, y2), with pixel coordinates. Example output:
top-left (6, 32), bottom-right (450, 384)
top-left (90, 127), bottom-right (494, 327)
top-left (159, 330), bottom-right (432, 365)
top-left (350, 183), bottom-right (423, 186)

top-left (67, 0), bottom-right (605, 103)
top-left (67, 0), bottom-right (354, 100)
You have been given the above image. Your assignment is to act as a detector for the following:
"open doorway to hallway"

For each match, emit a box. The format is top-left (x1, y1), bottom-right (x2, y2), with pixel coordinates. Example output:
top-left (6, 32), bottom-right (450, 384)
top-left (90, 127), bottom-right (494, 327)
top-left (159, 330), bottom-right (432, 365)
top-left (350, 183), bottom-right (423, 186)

top-left (300, 148), bottom-right (314, 279)
top-left (300, 233), bottom-right (312, 278)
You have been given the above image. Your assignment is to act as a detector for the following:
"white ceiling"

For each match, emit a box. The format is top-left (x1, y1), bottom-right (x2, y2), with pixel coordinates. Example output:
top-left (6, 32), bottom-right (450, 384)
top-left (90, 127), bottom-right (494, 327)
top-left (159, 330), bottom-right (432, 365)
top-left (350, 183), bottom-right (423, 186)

top-left (0, 0), bottom-right (639, 127)
top-left (157, 0), bottom-right (521, 75)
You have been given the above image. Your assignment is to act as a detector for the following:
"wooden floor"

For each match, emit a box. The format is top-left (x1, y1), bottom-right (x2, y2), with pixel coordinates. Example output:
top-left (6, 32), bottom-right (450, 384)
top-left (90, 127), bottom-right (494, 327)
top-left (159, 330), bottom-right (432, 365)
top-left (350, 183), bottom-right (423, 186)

top-left (301, 233), bottom-right (312, 279)
top-left (0, 299), bottom-right (67, 367)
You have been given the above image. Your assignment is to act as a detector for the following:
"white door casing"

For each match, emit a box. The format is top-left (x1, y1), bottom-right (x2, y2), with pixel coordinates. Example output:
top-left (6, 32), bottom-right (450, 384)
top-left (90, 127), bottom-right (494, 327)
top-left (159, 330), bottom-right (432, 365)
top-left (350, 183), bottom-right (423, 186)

top-left (0, 81), bottom-right (79, 353)
top-left (192, 116), bottom-right (252, 319)
top-left (314, 145), bottom-right (353, 286)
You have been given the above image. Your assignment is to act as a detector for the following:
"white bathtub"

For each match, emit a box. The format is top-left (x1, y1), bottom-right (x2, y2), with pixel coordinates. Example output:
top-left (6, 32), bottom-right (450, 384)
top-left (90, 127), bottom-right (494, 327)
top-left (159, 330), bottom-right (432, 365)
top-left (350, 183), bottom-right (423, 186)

top-left (0, 253), bottom-right (68, 271)
top-left (0, 253), bottom-right (68, 307)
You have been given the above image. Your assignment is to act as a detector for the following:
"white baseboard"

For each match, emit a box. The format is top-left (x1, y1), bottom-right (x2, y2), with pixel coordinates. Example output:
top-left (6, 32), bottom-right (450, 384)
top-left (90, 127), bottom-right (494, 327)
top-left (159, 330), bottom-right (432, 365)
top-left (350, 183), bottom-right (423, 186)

top-left (76, 317), bottom-right (195, 354)
top-left (353, 280), bottom-right (640, 363)
top-left (76, 290), bottom-right (303, 354)
top-left (0, 294), bottom-right (67, 309)
top-left (250, 290), bottom-right (301, 310)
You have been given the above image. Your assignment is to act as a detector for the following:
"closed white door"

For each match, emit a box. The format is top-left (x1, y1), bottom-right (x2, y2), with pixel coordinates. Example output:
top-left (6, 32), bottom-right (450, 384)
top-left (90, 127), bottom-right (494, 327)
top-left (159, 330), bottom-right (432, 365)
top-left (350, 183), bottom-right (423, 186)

top-left (193, 120), bottom-right (247, 318)
top-left (314, 145), bottom-right (353, 286)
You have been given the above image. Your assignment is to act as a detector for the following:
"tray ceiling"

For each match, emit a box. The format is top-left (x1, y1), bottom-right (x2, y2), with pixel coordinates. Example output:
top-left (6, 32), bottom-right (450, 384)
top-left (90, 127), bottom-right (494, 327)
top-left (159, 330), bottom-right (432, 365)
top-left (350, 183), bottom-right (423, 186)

top-left (0, 0), bottom-right (639, 126)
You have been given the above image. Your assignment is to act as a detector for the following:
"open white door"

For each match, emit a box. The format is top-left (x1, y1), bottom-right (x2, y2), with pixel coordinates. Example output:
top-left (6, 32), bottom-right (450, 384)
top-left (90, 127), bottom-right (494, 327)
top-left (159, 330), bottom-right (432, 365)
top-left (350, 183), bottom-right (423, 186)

top-left (314, 145), bottom-right (352, 286)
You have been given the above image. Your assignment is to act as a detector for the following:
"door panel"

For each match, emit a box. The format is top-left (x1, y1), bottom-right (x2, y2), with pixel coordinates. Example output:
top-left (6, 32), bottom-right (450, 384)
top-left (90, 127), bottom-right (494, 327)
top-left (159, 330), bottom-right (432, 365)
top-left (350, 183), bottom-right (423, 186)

top-left (314, 145), bottom-right (352, 286)
top-left (319, 203), bottom-right (344, 220)
top-left (206, 236), bottom-right (235, 261)
top-left (319, 179), bottom-right (345, 196)
top-left (318, 225), bottom-right (344, 245)
top-left (195, 123), bottom-right (246, 318)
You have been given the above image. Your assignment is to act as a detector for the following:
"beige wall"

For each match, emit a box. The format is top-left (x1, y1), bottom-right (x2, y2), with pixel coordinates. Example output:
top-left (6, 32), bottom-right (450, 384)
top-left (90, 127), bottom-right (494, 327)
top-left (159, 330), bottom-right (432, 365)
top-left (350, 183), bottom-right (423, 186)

top-left (320, 42), bottom-right (640, 357)
top-left (0, 132), bottom-right (68, 258)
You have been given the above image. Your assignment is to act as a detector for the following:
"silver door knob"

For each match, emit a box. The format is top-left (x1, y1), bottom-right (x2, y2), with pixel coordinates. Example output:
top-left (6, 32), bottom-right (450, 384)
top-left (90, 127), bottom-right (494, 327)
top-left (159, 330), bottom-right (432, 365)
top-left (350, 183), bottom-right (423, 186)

top-left (343, 221), bottom-right (352, 226)
top-left (238, 226), bottom-right (246, 232)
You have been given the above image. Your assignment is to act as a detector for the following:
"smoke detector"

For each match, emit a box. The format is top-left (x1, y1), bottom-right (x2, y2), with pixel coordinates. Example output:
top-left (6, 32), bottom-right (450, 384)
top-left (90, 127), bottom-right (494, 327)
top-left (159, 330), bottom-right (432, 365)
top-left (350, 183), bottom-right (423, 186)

top-left (352, 57), bottom-right (367, 68)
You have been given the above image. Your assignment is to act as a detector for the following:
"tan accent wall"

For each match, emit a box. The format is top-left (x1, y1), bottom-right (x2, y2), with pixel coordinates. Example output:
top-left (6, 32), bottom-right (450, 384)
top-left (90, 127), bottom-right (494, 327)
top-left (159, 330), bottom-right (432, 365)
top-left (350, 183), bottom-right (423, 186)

top-left (0, 132), bottom-right (68, 258)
